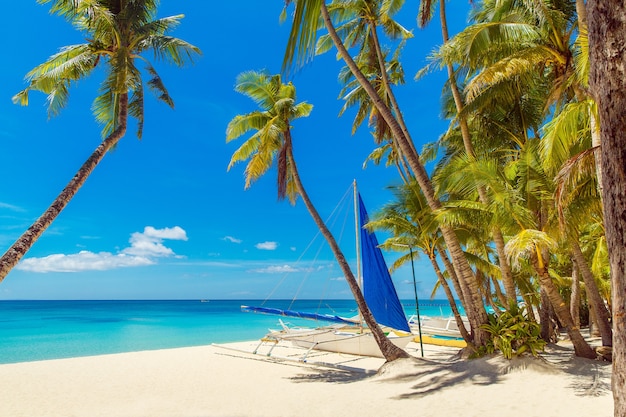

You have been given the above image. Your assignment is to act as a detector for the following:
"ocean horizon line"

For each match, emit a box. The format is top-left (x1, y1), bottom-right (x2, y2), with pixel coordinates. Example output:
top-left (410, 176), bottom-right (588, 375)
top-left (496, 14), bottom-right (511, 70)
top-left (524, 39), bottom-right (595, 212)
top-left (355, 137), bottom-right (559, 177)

top-left (0, 298), bottom-right (457, 303)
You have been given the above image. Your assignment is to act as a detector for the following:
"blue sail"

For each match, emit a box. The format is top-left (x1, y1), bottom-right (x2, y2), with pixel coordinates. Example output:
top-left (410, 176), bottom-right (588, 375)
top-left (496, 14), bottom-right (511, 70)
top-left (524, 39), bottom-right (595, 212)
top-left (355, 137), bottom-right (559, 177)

top-left (358, 193), bottom-right (411, 333)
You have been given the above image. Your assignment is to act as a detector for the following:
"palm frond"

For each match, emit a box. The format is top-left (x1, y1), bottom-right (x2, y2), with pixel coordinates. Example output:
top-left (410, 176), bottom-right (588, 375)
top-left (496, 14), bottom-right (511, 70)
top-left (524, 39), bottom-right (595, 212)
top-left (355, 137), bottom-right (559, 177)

top-left (145, 64), bottom-right (174, 108)
top-left (226, 112), bottom-right (271, 142)
top-left (505, 229), bottom-right (557, 270)
top-left (283, 0), bottom-right (324, 72)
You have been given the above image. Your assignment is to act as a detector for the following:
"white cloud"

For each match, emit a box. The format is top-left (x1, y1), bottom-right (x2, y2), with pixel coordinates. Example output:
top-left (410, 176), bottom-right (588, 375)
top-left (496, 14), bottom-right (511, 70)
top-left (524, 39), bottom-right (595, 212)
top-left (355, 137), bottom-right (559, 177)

top-left (142, 226), bottom-right (188, 240)
top-left (0, 202), bottom-right (24, 212)
top-left (17, 251), bottom-right (154, 273)
top-left (16, 226), bottom-right (187, 273)
top-left (122, 226), bottom-right (187, 257)
top-left (223, 236), bottom-right (242, 244)
top-left (256, 241), bottom-right (278, 250)
top-left (252, 265), bottom-right (299, 274)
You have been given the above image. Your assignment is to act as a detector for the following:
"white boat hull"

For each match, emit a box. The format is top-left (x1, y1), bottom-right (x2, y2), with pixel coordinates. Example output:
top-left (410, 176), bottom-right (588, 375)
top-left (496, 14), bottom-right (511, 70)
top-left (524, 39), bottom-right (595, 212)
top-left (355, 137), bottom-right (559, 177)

top-left (410, 316), bottom-right (469, 338)
top-left (271, 323), bottom-right (413, 358)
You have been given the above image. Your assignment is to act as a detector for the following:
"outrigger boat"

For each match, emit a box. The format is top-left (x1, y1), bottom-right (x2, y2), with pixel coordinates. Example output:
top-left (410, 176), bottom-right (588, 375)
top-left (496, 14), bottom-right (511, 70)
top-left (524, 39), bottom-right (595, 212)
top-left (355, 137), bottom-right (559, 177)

top-left (243, 182), bottom-right (413, 359)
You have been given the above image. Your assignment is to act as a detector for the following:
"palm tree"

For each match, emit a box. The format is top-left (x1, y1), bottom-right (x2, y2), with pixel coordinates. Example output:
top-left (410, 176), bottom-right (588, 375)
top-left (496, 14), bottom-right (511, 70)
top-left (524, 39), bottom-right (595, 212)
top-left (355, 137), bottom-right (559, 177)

top-left (0, 0), bottom-right (200, 282)
top-left (282, 0), bottom-right (490, 348)
top-left (587, 0), bottom-right (626, 413)
top-left (226, 70), bottom-right (409, 362)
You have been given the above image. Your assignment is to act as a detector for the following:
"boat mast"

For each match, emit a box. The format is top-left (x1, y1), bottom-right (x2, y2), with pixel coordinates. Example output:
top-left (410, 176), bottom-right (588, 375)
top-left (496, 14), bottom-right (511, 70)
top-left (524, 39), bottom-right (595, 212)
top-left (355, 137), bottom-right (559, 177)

top-left (353, 180), bottom-right (364, 329)
top-left (353, 180), bottom-right (362, 290)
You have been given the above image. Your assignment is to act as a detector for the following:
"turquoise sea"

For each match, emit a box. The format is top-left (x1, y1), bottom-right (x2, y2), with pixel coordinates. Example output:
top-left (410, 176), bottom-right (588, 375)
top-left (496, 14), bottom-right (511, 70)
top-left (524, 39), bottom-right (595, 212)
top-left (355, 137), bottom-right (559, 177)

top-left (0, 299), bottom-right (456, 364)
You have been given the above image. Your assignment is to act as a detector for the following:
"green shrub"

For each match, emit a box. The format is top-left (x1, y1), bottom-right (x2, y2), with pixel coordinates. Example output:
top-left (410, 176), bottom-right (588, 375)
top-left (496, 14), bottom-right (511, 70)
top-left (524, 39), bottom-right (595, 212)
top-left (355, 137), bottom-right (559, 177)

top-left (479, 303), bottom-right (546, 359)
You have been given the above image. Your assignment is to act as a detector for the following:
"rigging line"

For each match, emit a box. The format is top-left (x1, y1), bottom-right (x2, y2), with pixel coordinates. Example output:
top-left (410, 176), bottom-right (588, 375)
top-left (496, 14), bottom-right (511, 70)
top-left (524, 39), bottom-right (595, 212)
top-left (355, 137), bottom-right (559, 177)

top-left (259, 184), bottom-right (355, 307)
top-left (317, 193), bottom-right (353, 312)
top-left (291, 185), bottom-right (354, 311)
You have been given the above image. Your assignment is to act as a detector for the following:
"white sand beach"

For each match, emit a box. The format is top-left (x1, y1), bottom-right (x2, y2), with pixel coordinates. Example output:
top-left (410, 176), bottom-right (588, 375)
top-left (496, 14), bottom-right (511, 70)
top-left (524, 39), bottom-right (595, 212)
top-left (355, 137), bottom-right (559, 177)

top-left (0, 339), bottom-right (612, 417)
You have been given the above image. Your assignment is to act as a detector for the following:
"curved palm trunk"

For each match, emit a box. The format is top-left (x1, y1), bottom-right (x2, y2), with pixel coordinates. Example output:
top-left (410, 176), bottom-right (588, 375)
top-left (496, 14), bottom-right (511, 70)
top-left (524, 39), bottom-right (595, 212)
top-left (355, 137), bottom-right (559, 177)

top-left (428, 252), bottom-right (473, 345)
top-left (570, 240), bottom-right (612, 346)
top-left (368, 21), bottom-right (418, 158)
top-left (439, 245), bottom-right (471, 319)
top-left (319, 2), bottom-right (489, 346)
top-left (530, 247), bottom-right (596, 358)
top-left (438, 0), bottom-right (517, 304)
top-left (0, 94), bottom-right (129, 282)
top-left (284, 132), bottom-right (409, 362)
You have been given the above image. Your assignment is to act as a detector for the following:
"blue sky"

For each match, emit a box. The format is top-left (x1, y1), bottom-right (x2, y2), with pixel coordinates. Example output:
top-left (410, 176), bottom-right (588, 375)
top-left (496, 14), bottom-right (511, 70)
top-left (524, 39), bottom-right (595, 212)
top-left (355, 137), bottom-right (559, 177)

top-left (0, 1), bottom-right (469, 300)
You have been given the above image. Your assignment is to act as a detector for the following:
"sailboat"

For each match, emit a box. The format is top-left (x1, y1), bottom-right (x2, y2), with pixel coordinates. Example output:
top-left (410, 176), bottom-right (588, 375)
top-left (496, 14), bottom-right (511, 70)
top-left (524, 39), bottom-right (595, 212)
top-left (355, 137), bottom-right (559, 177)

top-left (242, 182), bottom-right (413, 358)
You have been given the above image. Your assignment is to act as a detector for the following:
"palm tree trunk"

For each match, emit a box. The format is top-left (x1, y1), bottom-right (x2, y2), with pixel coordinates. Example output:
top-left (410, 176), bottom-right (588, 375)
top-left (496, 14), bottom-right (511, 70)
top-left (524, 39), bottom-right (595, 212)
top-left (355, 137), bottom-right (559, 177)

top-left (428, 253), bottom-right (473, 344)
top-left (368, 21), bottom-right (418, 158)
top-left (284, 132), bottom-right (409, 362)
top-left (492, 276), bottom-right (507, 307)
top-left (438, 245), bottom-right (470, 318)
top-left (570, 240), bottom-right (612, 346)
top-left (530, 247), bottom-right (596, 358)
top-left (439, 0), bottom-right (517, 304)
top-left (522, 292), bottom-right (538, 323)
top-left (588, 1), bottom-right (626, 412)
top-left (0, 93), bottom-right (129, 282)
top-left (570, 263), bottom-right (581, 328)
top-left (539, 289), bottom-right (556, 342)
top-left (319, 2), bottom-right (489, 346)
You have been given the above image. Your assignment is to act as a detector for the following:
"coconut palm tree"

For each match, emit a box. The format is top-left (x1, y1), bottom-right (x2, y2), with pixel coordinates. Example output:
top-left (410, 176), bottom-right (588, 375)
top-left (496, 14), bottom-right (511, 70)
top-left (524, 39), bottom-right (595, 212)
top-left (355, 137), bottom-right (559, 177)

top-left (416, 0), bottom-right (519, 305)
top-left (542, 114), bottom-right (613, 346)
top-left (226, 70), bottom-right (409, 362)
top-left (282, 0), bottom-right (490, 347)
top-left (317, 0), bottom-right (416, 156)
top-left (0, 0), bottom-right (200, 282)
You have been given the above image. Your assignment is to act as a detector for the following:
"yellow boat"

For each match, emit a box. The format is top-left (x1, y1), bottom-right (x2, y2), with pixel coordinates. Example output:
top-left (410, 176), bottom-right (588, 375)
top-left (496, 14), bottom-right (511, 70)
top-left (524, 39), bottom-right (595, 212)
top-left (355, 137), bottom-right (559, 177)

top-left (416, 334), bottom-right (467, 348)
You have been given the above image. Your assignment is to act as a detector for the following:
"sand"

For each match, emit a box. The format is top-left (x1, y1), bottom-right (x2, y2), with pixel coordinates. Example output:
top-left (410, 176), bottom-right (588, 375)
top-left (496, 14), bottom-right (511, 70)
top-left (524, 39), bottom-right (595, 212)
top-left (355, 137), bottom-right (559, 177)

top-left (0, 339), bottom-right (613, 417)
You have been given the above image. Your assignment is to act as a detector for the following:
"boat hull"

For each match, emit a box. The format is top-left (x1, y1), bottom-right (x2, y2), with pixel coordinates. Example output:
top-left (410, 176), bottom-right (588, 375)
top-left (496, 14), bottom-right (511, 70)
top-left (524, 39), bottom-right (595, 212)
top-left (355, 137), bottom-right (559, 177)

top-left (410, 316), bottom-right (469, 338)
top-left (272, 324), bottom-right (413, 358)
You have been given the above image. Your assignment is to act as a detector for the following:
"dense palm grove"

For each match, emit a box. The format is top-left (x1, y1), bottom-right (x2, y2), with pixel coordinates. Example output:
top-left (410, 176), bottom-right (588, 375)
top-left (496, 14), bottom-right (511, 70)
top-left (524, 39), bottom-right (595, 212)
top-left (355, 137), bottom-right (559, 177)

top-left (274, 0), bottom-right (613, 359)
top-left (233, 0), bottom-right (625, 413)
top-left (2, 0), bottom-right (625, 415)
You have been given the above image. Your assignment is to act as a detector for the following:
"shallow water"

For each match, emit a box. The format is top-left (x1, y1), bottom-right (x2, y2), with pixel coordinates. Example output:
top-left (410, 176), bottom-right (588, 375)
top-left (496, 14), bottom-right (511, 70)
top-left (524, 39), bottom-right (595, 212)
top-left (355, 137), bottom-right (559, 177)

top-left (0, 299), bottom-right (456, 364)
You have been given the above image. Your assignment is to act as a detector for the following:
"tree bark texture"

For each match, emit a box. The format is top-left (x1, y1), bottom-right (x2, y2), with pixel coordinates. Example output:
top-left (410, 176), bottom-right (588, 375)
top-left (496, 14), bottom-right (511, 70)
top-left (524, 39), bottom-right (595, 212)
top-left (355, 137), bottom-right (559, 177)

top-left (587, 1), bottom-right (626, 413)
top-left (571, 240), bottom-right (612, 346)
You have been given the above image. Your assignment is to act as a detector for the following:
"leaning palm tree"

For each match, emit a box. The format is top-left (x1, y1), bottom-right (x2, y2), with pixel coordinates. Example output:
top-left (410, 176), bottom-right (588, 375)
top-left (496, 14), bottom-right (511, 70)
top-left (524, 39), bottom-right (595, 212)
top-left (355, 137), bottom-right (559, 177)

top-left (282, 0), bottom-right (490, 348)
top-left (0, 0), bottom-right (200, 282)
top-left (226, 70), bottom-right (409, 362)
